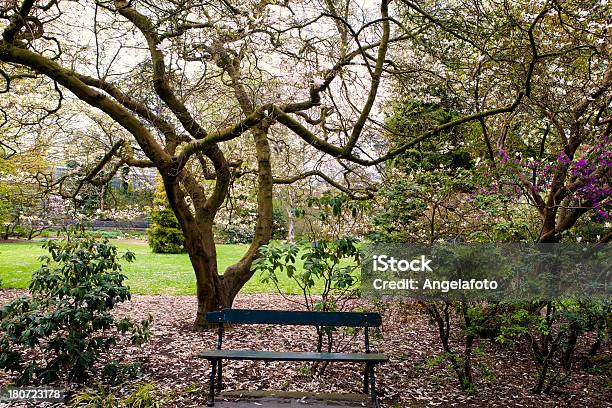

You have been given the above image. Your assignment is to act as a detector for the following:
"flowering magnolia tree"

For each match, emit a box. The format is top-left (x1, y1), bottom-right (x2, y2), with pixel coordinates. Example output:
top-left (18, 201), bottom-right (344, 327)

top-left (0, 148), bottom-right (58, 239)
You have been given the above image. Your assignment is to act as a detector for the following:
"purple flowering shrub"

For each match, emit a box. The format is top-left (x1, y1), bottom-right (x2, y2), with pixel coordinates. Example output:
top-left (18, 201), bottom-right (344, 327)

top-left (490, 135), bottom-right (611, 221)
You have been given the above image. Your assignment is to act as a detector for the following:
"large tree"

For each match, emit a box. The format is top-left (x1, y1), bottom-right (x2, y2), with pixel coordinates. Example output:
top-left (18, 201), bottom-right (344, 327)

top-left (0, 0), bottom-right (535, 328)
top-left (384, 0), bottom-right (611, 244)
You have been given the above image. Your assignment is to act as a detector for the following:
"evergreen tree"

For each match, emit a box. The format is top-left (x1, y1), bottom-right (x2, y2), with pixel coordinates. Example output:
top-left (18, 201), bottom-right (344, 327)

top-left (147, 181), bottom-right (186, 253)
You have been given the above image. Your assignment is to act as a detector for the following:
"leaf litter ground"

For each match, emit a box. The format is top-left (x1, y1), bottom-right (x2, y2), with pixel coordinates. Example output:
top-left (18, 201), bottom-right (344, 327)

top-left (0, 290), bottom-right (609, 407)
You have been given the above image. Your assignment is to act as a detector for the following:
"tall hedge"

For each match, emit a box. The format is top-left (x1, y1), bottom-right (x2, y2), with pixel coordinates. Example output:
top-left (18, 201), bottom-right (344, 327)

top-left (147, 182), bottom-right (186, 253)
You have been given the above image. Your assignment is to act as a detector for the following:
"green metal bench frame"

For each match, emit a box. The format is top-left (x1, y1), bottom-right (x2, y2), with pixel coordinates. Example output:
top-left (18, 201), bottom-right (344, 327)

top-left (198, 308), bottom-right (387, 407)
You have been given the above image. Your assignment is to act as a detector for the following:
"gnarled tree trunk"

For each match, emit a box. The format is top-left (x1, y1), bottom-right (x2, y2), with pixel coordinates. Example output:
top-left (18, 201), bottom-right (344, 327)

top-left (161, 123), bottom-right (273, 329)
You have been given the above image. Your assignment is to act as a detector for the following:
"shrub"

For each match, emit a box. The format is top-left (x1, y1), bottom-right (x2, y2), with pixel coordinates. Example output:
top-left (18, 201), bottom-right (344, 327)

top-left (271, 204), bottom-right (288, 240)
top-left (0, 235), bottom-right (151, 384)
top-left (86, 230), bottom-right (125, 239)
top-left (102, 361), bottom-right (144, 385)
top-left (147, 182), bottom-right (186, 253)
top-left (253, 238), bottom-right (362, 374)
top-left (254, 238), bottom-right (361, 313)
top-left (497, 298), bottom-right (611, 393)
top-left (421, 300), bottom-right (495, 394)
top-left (221, 224), bottom-right (254, 244)
top-left (419, 245), bottom-right (511, 393)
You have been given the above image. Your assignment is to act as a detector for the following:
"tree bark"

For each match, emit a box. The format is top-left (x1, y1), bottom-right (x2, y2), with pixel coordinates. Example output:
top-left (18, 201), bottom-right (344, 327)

top-left (159, 122), bottom-right (274, 329)
top-left (221, 125), bottom-right (274, 304)
top-left (287, 207), bottom-right (296, 243)
top-left (161, 175), bottom-right (228, 329)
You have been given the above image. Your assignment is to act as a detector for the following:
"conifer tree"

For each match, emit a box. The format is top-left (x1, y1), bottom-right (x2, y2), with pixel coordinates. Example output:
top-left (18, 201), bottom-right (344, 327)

top-left (147, 181), bottom-right (186, 254)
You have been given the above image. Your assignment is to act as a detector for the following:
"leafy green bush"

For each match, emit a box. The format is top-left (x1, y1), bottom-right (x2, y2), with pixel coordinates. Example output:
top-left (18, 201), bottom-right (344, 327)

top-left (102, 361), bottom-right (144, 385)
top-left (271, 204), bottom-right (288, 240)
top-left (147, 182), bottom-right (186, 253)
top-left (0, 236), bottom-right (151, 384)
top-left (86, 230), bottom-right (126, 239)
top-left (221, 224), bottom-right (254, 244)
top-left (497, 298), bottom-right (611, 393)
top-left (254, 238), bottom-right (362, 374)
top-left (254, 238), bottom-right (361, 313)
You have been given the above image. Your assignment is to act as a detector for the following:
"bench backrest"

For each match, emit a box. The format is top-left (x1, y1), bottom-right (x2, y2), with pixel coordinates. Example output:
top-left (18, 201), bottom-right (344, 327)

top-left (206, 308), bottom-right (381, 327)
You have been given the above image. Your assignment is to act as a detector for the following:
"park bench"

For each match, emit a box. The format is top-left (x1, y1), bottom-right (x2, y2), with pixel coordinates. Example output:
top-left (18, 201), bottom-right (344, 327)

top-left (198, 308), bottom-right (387, 407)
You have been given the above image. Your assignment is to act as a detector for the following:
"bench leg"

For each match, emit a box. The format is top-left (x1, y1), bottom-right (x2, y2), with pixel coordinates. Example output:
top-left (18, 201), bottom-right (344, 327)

top-left (206, 359), bottom-right (217, 407)
top-left (363, 363), bottom-right (370, 394)
top-left (369, 364), bottom-right (378, 408)
top-left (217, 360), bottom-right (223, 392)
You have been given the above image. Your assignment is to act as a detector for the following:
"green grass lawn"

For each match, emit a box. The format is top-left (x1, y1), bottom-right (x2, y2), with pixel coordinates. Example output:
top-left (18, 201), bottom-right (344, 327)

top-left (0, 240), bottom-right (306, 295)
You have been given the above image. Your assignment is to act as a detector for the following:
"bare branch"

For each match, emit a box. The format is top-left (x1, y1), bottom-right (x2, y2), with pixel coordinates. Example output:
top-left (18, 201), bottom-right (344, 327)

top-left (274, 170), bottom-right (375, 200)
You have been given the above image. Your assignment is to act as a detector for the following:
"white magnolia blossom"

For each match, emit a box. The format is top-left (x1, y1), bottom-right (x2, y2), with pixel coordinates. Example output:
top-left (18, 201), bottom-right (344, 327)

top-left (311, 77), bottom-right (325, 87)
top-left (94, 206), bottom-right (148, 222)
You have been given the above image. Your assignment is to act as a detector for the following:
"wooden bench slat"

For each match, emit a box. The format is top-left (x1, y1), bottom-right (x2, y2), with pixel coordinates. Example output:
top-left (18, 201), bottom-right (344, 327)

top-left (198, 349), bottom-right (388, 362)
top-left (201, 309), bottom-right (387, 407)
top-left (206, 308), bottom-right (382, 327)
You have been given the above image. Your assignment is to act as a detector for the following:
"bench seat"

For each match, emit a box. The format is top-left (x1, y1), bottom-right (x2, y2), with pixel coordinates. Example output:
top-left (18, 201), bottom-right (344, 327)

top-left (200, 309), bottom-right (386, 407)
top-left (199, 349), bottom-right (388, 363)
